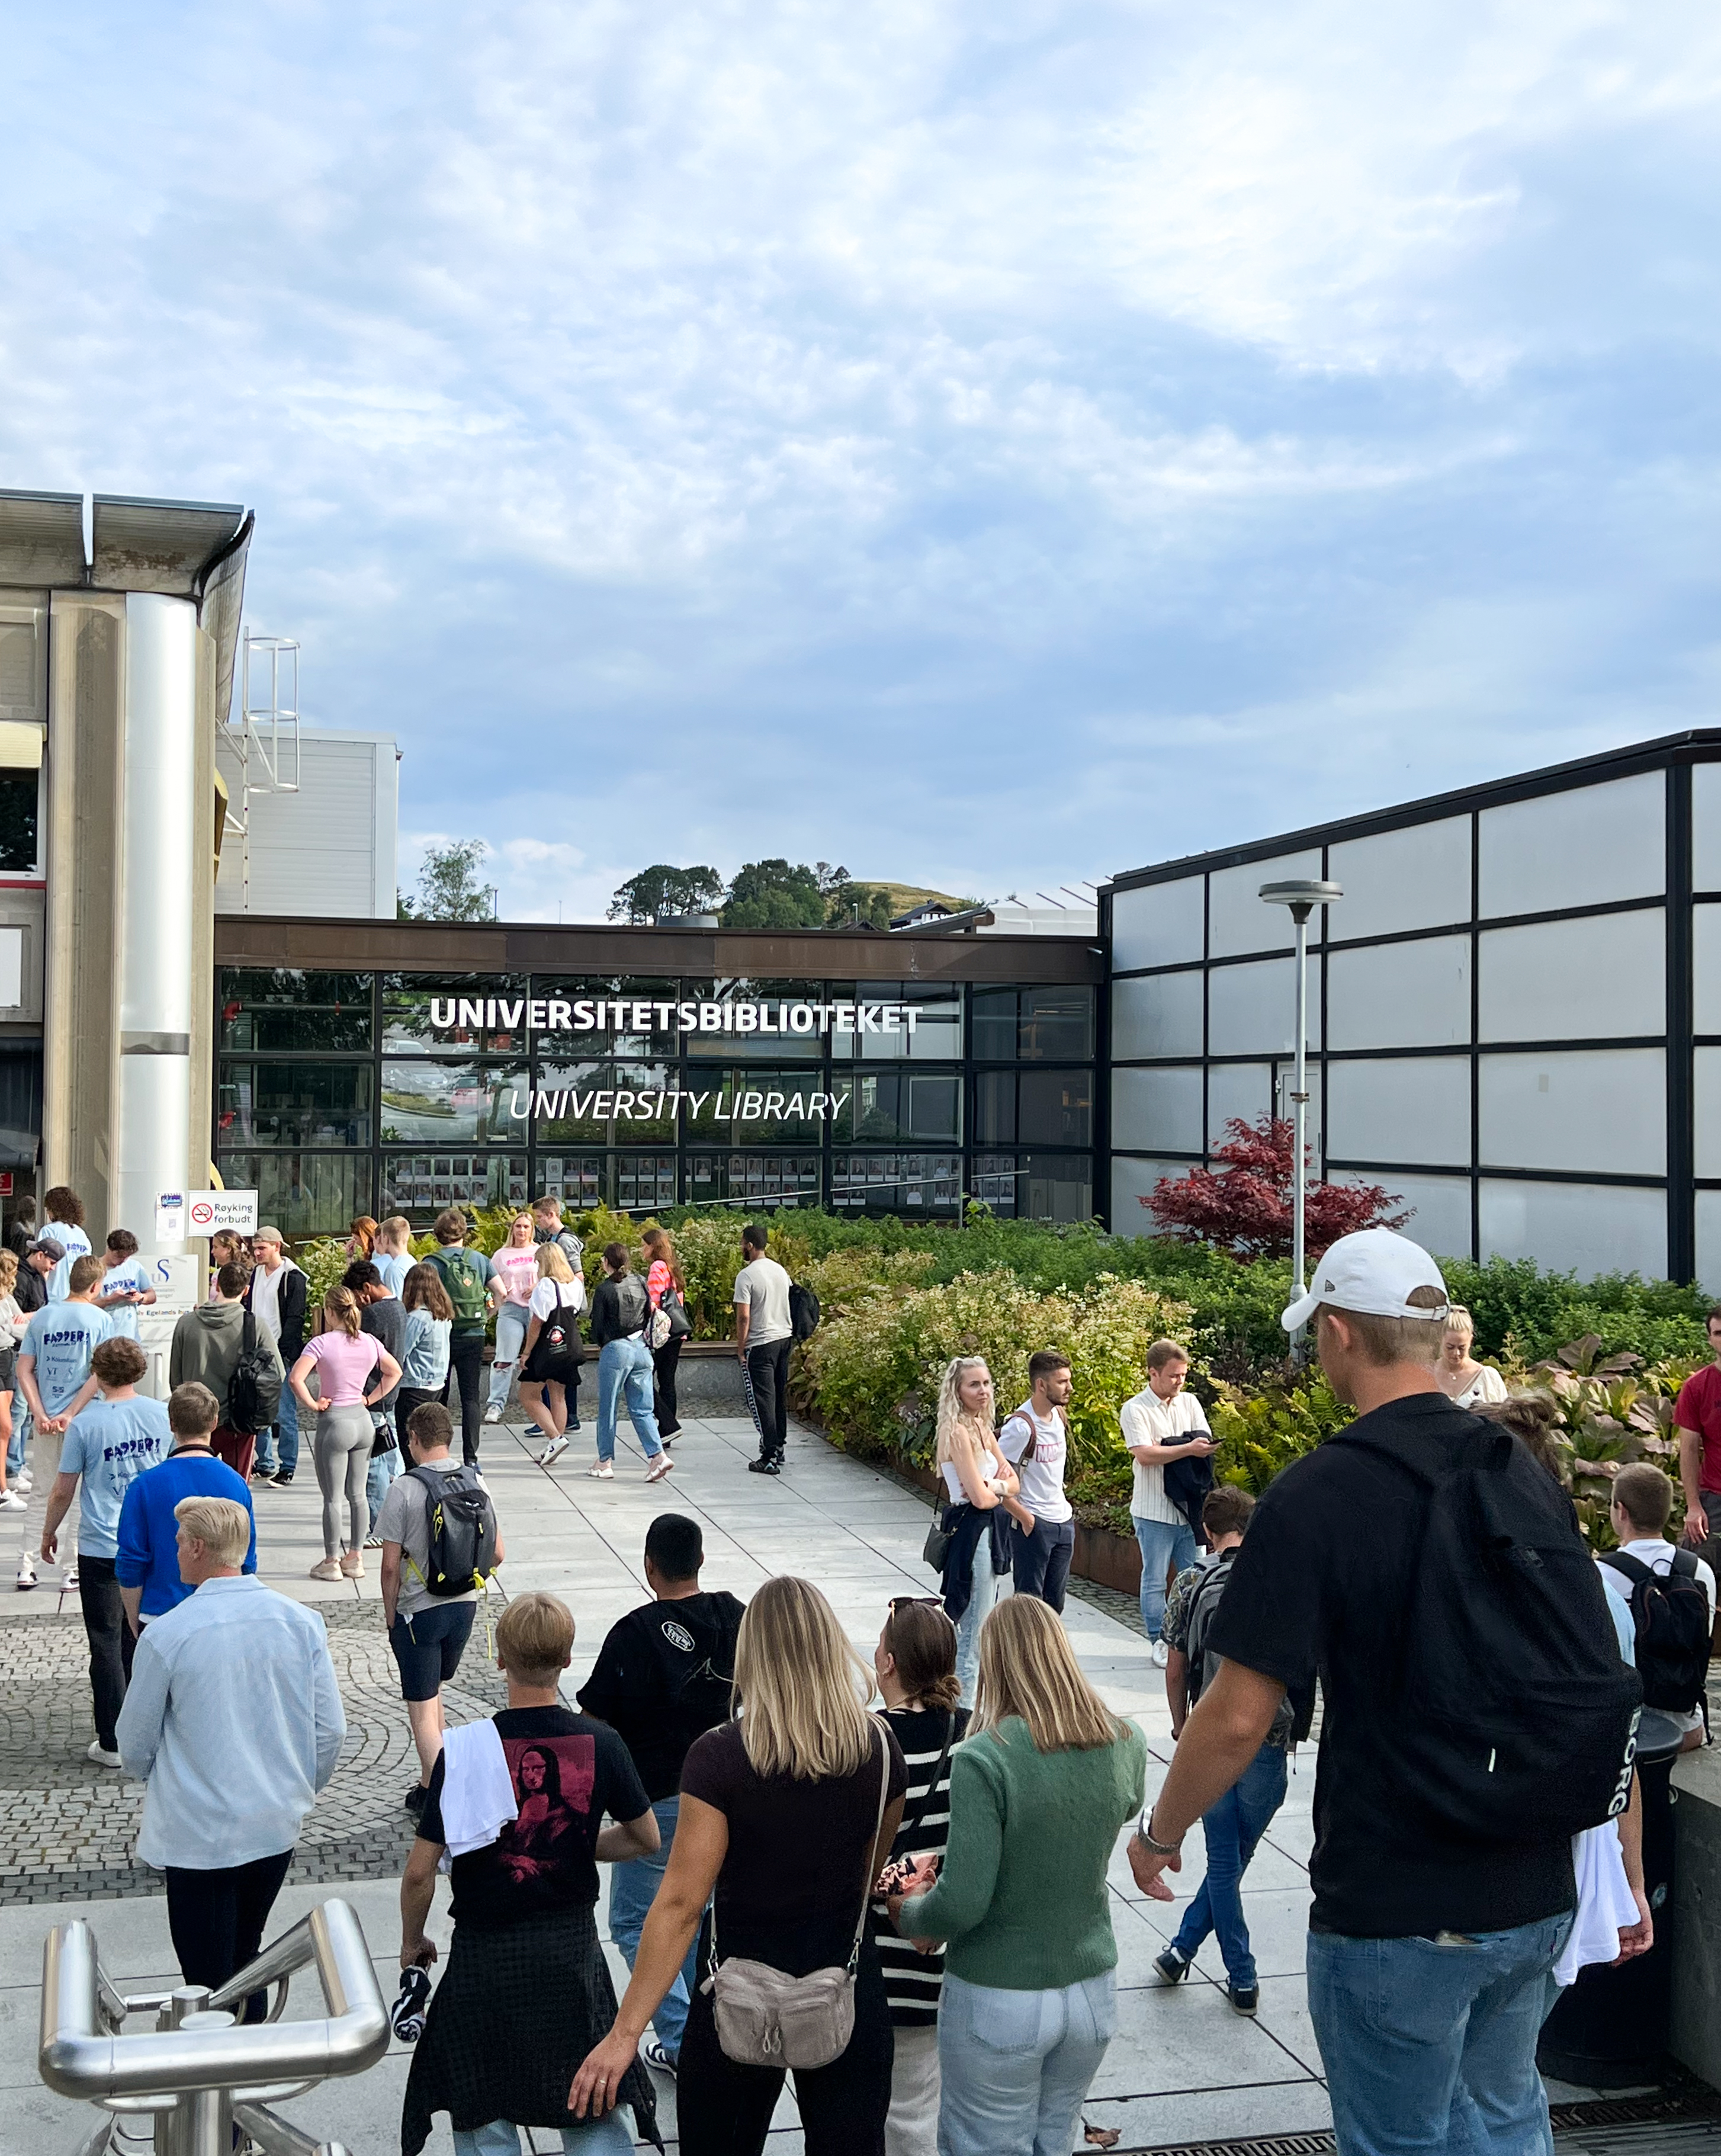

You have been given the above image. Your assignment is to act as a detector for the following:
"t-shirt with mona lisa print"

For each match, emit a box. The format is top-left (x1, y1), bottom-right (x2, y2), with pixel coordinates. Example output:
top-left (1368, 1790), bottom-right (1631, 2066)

top-left (418, 1706), bottom-right (648, 1929)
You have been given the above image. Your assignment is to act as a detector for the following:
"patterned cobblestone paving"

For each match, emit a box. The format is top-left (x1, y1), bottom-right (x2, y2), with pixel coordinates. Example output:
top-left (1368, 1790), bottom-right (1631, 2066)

top-left (0, 1601), bottom-right (508, 1905)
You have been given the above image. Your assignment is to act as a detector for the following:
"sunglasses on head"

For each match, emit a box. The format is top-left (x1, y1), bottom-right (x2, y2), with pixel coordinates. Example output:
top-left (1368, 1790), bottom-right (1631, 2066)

top-left (888, 1596), bottom-right (942, 1618)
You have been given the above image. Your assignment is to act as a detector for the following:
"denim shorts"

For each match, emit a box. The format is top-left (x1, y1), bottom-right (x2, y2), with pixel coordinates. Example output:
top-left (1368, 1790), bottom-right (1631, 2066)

top-left (388, 1601), bottom-right (477, 1702)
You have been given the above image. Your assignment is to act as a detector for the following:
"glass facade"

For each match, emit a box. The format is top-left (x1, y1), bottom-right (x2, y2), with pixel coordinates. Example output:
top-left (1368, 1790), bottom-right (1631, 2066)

top-left (216, 967), bottom-right (1096, 1236)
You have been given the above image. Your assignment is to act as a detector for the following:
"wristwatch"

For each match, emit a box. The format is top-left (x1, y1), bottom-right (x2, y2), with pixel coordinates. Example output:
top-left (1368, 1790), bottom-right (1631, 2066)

top-left (1136, 1809), bottom-right (1183, 1858)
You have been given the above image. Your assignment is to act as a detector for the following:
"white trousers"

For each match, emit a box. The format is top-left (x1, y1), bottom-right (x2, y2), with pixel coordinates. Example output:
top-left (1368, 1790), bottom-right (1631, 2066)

top-left (886, 2019), bottom-right (941, 2156)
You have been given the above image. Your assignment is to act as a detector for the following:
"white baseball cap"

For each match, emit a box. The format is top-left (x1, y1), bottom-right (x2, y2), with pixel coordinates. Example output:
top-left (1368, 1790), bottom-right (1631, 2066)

top-left (1282, 1227), bottom-right (1450, 1334)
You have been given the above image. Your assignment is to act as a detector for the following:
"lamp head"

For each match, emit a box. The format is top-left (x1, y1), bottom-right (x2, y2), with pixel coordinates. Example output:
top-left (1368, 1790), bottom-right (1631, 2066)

top-left (1258, 878), bottom-right (1343, 925)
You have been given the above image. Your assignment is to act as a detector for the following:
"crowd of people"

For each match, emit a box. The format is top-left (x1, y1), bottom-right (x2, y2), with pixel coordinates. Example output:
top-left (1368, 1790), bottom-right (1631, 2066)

top-left (11, 1178), bottom-right (1721, 2156)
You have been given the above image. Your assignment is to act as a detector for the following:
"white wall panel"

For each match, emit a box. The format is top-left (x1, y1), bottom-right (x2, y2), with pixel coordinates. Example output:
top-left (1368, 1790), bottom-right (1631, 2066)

top-left (1208, 956), bottom-right (1317, 1057)
top-left (1332, 1169), bottom-right (1472, 1260)
top-left (1111, 971), bottom-right (1203, 1060)
top-left (1207, 1063), bottom-right (1271, 1147)
top-left (1478, 773), bottom-right (1664, 918)
top-left (1480, 1178), bottom-right (1667, 1279)
top-left (1112, 1156), bottom-right (1197, 1238)
top-left (1208, 849), bottom-right (1322, 960)
top-left (1478, 911), bottom-right (1664, 1043)
top-left (1327, 817), bottom-right (1470, 942)
top-left (1111, 1065), bottom-right (1203, 1154)
top-left (1327, 936), bottom-right (1470, 1051)
top-left (1693, 763), bottom-right (1721, 894)
top-left (1478, 1050), bottom-right (1664, 1176)
top-left (1693, 1048), bottom-right (1721, 1179)
top-left (1696, 1191), bottom-right (1721, 1295)
top-left (1327, 1056), bottom-right (1470, 1169)
top-left (1694, 904), bottom-right (1721, 1035)
top-left (1111, 877), bottom-right (1205, 973)
top-left (216, 731), bottom-right (399, 919)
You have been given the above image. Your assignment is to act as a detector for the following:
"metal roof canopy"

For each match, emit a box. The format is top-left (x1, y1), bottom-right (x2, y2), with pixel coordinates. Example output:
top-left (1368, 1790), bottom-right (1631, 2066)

top-left (91, 494), bottom-right (246, 596)
top-left (0, 489), bottom-right (85, 586)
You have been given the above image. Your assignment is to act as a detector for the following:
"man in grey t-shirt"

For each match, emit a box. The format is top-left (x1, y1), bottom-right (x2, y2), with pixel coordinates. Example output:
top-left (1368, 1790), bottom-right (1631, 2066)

top-left (998, 1349), bottom-right (1077, 1611)
top-left (733, 1224), bottom-right (794, 1477)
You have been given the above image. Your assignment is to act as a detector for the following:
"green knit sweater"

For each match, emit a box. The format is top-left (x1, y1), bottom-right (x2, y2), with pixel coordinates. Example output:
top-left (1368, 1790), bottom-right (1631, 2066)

top-left (903, 1714), bottom-right (1147, 1990)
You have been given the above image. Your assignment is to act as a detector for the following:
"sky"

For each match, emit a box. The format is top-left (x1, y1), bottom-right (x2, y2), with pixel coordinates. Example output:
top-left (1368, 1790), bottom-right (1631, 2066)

top-left (3, 1), bottom-right (1719, 922)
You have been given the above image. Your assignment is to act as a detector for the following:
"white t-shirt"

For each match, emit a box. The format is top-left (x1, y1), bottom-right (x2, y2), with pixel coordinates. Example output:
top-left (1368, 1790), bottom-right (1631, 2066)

top-left (1599, 1536), bottom-right (1717, 1757)
top-left (998, 1401), bottom-right (1073, 1525)
top-left (249, 1260), bottom-right (284, 1342)
top-left (529, 1277), bottom-right (584, 1320)
top-left (733, 1256), bottom-right (792, 1348)
top-left (1119, 1384), bottom-right (1211, 1525)
top-left (1452, 1363), bottom-right (1508, 1409)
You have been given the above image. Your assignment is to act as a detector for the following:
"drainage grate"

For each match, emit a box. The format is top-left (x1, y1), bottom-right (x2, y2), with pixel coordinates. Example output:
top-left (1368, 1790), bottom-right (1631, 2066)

top-left (1110, 2093), bottom-right (1721, 2156)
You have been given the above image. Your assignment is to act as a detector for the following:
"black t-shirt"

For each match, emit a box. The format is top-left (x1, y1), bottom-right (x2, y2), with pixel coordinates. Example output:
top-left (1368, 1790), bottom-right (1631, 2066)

top-left (680, 1718), bottom-right (907, 1975)
top-left (418, 1707), bottom-right (650, 1929)
top-left (577, 1591), bottom-right (747, 1802)
top-left (1206, 1390), bottom-right (1577, 1940)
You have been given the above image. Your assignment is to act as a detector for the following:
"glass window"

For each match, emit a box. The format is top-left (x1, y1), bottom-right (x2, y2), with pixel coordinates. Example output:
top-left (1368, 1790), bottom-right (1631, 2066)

top-left (1207, 957), bottom-right (1314, 1058)
top-left (528, 978), bottom-right (679, 1058)
top-left (1696, 904), bottom-right (1721, 1034)
top-left (1693, 763), bottom-right (1721, 893)
top-left (380, 1058), bottom-right (531, 1145)
top-left (686, 1154), bottom-right (822, 1207)
top-left (536, 1155), bottom-right (606, 1209)
top-left (1480, 1178), bottom-right (1667, 1280)
top-left (830, 1153), bottom-right (961, 1215)
top-left (1478, 913), bottom-right (1663, 1043)
top-left (1017, 1069), bottom-right (1091, 1147)
top-left (0, 774), bottom-right (37, 872)
top-left (216, 1153), bottom-right (373, 1240)
top-left (837, 1073), bottom-right (960, 1144)
top-left (1326, 1056), bottom-right (1470, 1169)
top-left (974, 1070), bottom-right (1016, 1144)
top-left (1478, 774), bottom-right (1665, 918)
top-left (220, 970), bottom-right (374, 1052)
top-left (681, 980), bottom-right (827, 1061)
top-left (380, 1152), bottom-right (528, 1219)
top-left (843, 983), bottom-right (963, 1063)
top-left (1328, 817), bottom-right (1470, 942)
top-left (1111, 876), bottom-right (1204, 971)
top-left (613, 1155), bottom-right (679, 1212)
top-left (971, 1154), bottom-right (1021, 1214)
top-left (1478, 1050), bottom-right (1665, 1178)
top-left (1112, 1066), bottom-right (1202, 1155)
top-left (1111, 972), bottom-right (1201, 1060)
top-left (1208, 850), bottom-right (1322, 960)
top-left (383, 975), bottom-right (530, 1055)
top-left (1020, 1153), bottom-right (1093, 1224)
top-left (1327, 938), bottom-right (1469, 1053)
top-left (971, 990), bottom-right (1017, 1063)
top-left (1110, 1156), bottom-right (1199, 1233)
top-left (1336, 1169), bottom-right (1472, 1260)
top-left (217, 1061), bottom-right (374, 1148)
top-left (1019, 987), bottom-right (1092, 1061)
top-left (684, 1071), bottom-right (833, 1144)
top-left (521, 1062), bottom-right (679, 1146)
top-left (1206, 1063), bottom-right (1272, 1148)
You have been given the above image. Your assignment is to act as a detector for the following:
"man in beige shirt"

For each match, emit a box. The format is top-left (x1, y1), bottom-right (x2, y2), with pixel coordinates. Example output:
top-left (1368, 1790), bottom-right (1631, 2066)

top-left (1120, 1338), bottom-right (1214, 1666)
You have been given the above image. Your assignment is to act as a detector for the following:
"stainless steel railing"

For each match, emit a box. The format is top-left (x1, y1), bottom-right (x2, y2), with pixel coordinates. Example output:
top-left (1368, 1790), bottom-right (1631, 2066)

top-left (39, 1898), bottom-right (390, 2156)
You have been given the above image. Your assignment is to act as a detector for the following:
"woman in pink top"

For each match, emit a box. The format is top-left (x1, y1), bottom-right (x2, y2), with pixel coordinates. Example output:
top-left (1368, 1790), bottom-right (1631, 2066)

top-left (641, 1226), bottom-right (685, 1443)
top-left (486, 1213), bottom-right (540, 1424)
top-left (290, 1285), bottom-right (402, 1581)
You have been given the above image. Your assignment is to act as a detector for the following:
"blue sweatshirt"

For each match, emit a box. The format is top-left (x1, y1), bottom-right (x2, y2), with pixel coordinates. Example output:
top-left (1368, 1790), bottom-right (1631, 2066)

top-left (115, 1451), bottom-right (258, 1618)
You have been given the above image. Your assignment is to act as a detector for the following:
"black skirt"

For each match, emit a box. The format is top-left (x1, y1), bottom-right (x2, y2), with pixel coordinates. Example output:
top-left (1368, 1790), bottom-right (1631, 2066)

top-left (401, 1905), bottom-right (660, 2154)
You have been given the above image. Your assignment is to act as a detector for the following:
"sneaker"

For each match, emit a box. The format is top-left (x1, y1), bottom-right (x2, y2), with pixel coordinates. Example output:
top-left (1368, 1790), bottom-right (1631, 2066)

top-left (1152, 1948), bottom-right (1190, 1986)
top-left (62, 1565), bottom-right (78, 1589)
top-left (86, 1741), bottom-right (123, 1769)
top-left (569, 1416), bottom-right (582, 1432)
top-left (645, 1454), bottom-right (675, 1484)
top-left (0, 1490), bottom-right (25, 1510)
top-left (273, 1472), bottom-right (294, 1487)
top-left (585, 1461), bottom-right (614, 1480)
top-left (341, 1552), bottom-right (364, 1578)
top-left (537, 1436), bottom-right (570, 1470)
top-left (1228, 1983), bottom-right (1259, 2017)
top-left (483, 1407), bottom-right (503, 1424)
top-left (15, 1555), bottom-right (35, 1590)
top-left (747, 1457), bottom-right (781, 1477)
top-left (308, 1558), bottom-right (343, 1582)
top-left (14, 1472), bottom-right (31, 1494)
top-left (642, 2038), bottom-right (676, 2075)
top-left (404, 1783), bottom-right (428, 1815)
top-left (1151, 1640), bottom-right (1169, 1668)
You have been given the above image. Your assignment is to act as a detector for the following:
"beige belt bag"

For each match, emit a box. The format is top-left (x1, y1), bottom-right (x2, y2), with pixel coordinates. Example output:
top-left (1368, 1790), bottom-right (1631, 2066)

top-left (704, 1732), bottom-right (891, 2070)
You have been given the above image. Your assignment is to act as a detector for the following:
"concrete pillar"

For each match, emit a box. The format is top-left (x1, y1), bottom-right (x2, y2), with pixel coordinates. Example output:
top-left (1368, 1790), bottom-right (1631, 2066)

top-left (1671, 1740), bottom-right (1721, 2089)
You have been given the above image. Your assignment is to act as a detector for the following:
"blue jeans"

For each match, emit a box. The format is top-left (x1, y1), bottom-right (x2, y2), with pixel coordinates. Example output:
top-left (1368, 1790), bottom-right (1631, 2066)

top-left (487, 1304), bottom-right (528, 1414)
top-left (595, 1337), bottom-right (663, 1464)
top-left (1306, 1911), bottom-right (1574, 2156)
top-left (955, 1529), bottom-right (998, 1710)
top-left (366, 1440), bottom-right (400, 1536)
top-left (452, 2115), bottom-right (632, 2155)
top-left (1134, 1515), bottom-right (1197, 1641)
top-left (609, 1794), bottom-right (701, 2063)
top-left (937, 1968), bottom-right (1116, 2156)
top-left (256, 1388), bottom-right (298, 1478)
top-left (1172, 1740), bottom-right (1288, 1987)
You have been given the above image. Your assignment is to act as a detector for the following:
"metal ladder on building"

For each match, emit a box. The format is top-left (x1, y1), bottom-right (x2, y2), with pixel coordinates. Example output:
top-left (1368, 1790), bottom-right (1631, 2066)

top-left (217, 628), bottom-right (302, 914)
top-left (38, 1898), bottom-right (389, 2156)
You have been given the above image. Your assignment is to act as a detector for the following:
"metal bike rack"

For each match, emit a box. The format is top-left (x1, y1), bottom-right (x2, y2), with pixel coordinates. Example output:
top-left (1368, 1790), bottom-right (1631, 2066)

top-left (39, 1898), bottom-right (390, 2156)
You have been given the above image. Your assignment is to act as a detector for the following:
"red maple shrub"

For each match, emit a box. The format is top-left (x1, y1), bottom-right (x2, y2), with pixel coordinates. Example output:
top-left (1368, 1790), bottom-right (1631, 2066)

top-left (1146, 1116), bottom-right (1408, 1261)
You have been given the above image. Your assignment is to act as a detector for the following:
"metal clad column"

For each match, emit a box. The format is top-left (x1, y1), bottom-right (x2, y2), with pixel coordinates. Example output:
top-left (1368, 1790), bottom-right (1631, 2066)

top-left (115, 594), bottom-right (196, 1253)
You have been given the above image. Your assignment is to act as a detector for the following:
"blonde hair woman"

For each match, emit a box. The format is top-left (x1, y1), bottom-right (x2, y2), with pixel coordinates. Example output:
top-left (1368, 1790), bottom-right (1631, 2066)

top-left (572, 1577), bottom-right (908, 2156)
top-left (289, 1285), bottom-right (400, 1583)
top-left (887, 1598), bottom-right (1146, 2156)
top-left (1438, 1305), bottom-right (1507, 1409)
top-left (485, 1212), bottom-right (540, 1425)
top-left (933, 1356), bottom-right (1019, 1709)
top-left (521, 1240), bottom-right (586, 1467)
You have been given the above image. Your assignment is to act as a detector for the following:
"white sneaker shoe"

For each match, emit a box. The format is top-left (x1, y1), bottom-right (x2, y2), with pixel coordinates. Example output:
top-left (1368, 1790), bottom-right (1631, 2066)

top-left (14, 1472), bottom-right (31, 1494)
top-left (537, 1436), bottom-right (570, 1469)
top-left (62, 1565), bottom-right (79, 1589)
top-left (483, 1407), bottom-right (503, 1424)
top-left (1150, 1639), bottom-right (1169, 1668)
top-left (86, 1741), bottom-right (123, 1769)
top-left (0, 1490), bottom-right (25, 1510)
top-left (645, 1454), bottom-right (675, 1484)
top-left (585, 1461), bottom-right (614, 1480)
top-left (15, 1555), bottom-right (36, 1591)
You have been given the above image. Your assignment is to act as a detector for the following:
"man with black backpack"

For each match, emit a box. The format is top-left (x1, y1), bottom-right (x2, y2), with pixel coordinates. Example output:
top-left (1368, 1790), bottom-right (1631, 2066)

top-left (577, 1513), bottom-right (744, 2075)
top-left (424, 1209), bottom-right (496, 1467)
top-left (168, 1262), bottom-right (283, 1484)
top-left (1127, 1228), bottom-right (1641, 2156)
top-left (377, 1401), bottom-right (503, 1817)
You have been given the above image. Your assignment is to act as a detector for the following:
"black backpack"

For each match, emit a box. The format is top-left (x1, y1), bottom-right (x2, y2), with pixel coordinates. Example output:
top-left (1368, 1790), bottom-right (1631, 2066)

top-left (1348, 1416), bottom-right (1643, 1843)
top-left (1598, 1548), bottom-right (1712, 1713)
top-left (1183, 1554), bottom-right (1308, 1746)
top-left (788, 1281), bottom-right (820, 1341)
top-left (407, 1464), bottom-right (499, 1597)
top-left (225, 1314), bottom-right (282, 1436)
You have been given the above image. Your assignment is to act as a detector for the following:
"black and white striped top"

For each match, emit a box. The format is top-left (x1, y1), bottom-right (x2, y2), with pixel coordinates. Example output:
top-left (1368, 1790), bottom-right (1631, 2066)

top-left (869, 1703), bottom-right (969, 2026)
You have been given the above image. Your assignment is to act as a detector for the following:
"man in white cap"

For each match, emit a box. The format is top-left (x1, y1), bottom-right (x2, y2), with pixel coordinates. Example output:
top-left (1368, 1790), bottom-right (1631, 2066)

top-left (1124, 1228), bottom-right (1638, 2156)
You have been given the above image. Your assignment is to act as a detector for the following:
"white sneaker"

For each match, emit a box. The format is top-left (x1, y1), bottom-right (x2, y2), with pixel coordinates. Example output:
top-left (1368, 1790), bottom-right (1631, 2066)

top-left (483, 1407), bottom-right (503, 1424)
top-left (14, 1472), bottom-right (31, 1494)
top-left (585, 1461), bottom-right (614, 1480)
top-left (15, 1555), bottom-right (36, 1591)
top-left (86, 1741), bottom-right (123, 1770)
top-left (62, 1565), bottom-right (78, 1589)
top-left (537, 1436), bottom-right (570, 1469)
top-left (1150, 1639), bottom-right (1169, 1668)
top-left (0, 1490), bottom-right (25, 1510)
top-left (645, 1455), bottom-right (675, 1484)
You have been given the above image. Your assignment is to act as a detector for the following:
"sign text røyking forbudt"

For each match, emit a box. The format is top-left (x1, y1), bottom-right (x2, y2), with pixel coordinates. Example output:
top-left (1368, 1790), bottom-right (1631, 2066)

top-left (431, 997), bottom-right (921, 1038)
top-left (509, 1087), bottom-right (853, 1124)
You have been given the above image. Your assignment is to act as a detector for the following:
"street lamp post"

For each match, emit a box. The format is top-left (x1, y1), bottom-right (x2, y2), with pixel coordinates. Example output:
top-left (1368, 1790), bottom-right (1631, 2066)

top-left (1258, 878), bottom-right (1343, 1343)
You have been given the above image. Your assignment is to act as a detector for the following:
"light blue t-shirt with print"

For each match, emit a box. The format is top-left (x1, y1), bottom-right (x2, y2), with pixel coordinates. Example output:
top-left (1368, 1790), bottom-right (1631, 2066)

top-left (60, 1396), bottom-right (175, 1557)
top-left (46, 1223), bottom-right (94, 1304)
top-left (375, 1252), bottom-right (413, 1298)
top-left (99, 1257), bottom-right (151, 1340)
top-left (22, 1301), bottom-right (113, 1414)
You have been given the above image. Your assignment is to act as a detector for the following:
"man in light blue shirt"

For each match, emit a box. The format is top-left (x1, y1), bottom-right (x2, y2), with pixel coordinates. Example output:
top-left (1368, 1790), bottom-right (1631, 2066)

top-left (93, 1229), bottom-right (157, 1341)
top-left (41, 1184), bottom-right (93, 1304)
top-left (41, 1338), bottom-right (172, 1765)
top-left (374, 1215), bottom-right (415, 1298)
top-left (15, 1255), bottom-right (112, 1592)
top-left (118, 1494), bottom-right (345, 2019)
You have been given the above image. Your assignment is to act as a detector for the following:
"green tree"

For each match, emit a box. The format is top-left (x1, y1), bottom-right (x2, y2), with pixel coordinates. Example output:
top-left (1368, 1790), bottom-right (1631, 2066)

top-left (415, 839), bottom-right (493, 921)
top-left (608, 864), bottom-right (726, 923)
top-left (826, 882), bottom-right (895, 930)
top-left (721, 858), bottom-right (831, 929)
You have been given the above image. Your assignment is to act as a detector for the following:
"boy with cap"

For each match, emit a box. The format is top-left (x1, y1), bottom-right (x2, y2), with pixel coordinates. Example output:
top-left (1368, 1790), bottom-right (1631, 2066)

top-left (1126, 1228), bottom-right (1633, 2156)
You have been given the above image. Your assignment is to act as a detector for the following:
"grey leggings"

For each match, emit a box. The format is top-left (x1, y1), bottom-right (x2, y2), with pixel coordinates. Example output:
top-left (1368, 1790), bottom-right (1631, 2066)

top-left (313, 1405), bottom-right (373, 1558)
